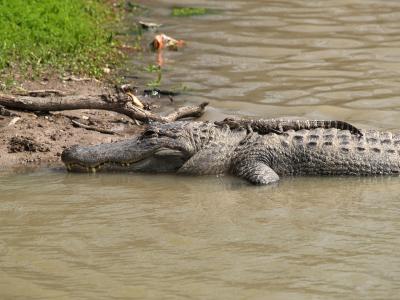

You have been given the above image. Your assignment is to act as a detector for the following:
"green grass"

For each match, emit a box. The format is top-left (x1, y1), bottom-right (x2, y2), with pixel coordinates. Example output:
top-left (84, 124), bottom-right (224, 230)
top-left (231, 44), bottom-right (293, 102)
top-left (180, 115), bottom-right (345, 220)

top-left (171, 7), bottom-right (209, 17)
top-left (0, 0), bottom-right (122, 81)
top-left (143, 64), bottom-right (161, 73)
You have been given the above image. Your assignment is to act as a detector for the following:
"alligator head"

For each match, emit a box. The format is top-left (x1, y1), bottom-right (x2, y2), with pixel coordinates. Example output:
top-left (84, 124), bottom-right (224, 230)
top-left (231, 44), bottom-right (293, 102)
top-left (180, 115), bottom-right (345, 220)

top-left (61, 122), bottom-right (201, 173)
top-left (61, 121), bottom-right (242, 174)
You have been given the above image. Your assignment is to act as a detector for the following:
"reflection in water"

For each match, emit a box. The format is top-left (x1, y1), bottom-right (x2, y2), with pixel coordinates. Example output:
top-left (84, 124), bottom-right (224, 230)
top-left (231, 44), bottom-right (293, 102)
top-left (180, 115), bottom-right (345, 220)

top-left (2, 0), bottom-right (400, 299)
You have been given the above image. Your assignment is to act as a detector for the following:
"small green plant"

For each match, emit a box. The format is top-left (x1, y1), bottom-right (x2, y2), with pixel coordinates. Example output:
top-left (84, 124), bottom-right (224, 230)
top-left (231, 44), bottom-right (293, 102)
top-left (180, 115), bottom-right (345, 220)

top-left (0, 76), bottom-right (16, 91)
top-left (146, 68), bottom-right (163, 88)
top-left (144, 64), bottom-right (161, 73)
top-left (171, 7), bottom-right (208, 17)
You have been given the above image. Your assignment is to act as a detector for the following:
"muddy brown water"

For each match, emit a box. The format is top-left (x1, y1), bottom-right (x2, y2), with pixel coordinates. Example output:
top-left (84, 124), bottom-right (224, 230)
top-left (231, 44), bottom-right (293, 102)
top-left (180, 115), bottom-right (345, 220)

top-left (2, 0), bottom-right (400, 299)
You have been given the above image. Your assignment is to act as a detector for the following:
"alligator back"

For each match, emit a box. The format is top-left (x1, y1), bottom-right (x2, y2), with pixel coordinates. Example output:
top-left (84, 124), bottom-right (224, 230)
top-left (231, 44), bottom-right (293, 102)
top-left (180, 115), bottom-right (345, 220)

top-left (234, 128), bottom-right (400, 176)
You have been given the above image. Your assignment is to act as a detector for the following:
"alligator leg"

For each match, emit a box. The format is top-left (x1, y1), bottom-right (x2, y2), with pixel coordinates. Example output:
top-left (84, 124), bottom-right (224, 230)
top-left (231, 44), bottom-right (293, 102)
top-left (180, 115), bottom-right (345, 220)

top-left (178, 146), bottom-right (230, 175)
top-left (232, 159), bottom-right (280, 185)
top-left (178, 135), bottom-right (244, 175)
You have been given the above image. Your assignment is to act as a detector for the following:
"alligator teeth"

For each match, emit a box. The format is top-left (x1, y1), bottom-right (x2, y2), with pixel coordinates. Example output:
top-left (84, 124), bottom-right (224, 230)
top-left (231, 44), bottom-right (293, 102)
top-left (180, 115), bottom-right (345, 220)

top-left (86, 167), bottom-right (97, 173)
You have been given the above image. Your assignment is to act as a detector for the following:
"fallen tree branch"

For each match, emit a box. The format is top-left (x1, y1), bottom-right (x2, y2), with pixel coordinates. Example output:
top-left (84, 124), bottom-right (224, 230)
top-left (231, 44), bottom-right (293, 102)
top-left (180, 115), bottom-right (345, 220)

top-left (163, 101), bottom-right (209, 122)
top-left (0, 92), bottom-right (208, 123)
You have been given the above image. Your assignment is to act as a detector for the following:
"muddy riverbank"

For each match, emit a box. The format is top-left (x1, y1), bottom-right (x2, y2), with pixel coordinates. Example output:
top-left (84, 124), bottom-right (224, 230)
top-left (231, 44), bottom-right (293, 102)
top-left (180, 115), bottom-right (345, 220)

top-left (0, 77), bottom-right (201, 170)
top-left (0, 80), bottom-right (133, 169)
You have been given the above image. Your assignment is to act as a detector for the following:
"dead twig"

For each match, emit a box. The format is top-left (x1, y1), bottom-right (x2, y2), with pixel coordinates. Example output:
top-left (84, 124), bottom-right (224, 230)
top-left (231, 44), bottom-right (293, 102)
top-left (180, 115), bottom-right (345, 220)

top-left (8, 117), bottom-right (21, 126)
top-left (61, 75), bottom-right (96, 82)
top-left (139, 21), bottom-right (162, 31)
top-left (71, 119), bottom-right (116, 135)
top-left (0, 105), bottom-right (19, 117)
top-left (126, 92), bottom-right (144, 108)
top-left (14, 89), bottom-right (67, 97)
top-left (163, 102), bottom-right (209, 122)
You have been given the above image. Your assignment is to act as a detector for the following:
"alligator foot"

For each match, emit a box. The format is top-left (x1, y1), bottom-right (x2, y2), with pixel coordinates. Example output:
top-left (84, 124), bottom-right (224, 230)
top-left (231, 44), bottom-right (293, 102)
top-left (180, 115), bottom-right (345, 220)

top-left (233, 159), bottom-right (280, 185)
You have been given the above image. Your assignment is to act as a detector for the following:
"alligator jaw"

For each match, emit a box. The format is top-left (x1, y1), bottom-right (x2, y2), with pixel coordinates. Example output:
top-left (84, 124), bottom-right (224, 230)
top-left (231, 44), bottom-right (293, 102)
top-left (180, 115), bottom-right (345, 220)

top-left (63, 146), bottom-right (187, 173)
top-left (65, 161), bottom-right (135, 173)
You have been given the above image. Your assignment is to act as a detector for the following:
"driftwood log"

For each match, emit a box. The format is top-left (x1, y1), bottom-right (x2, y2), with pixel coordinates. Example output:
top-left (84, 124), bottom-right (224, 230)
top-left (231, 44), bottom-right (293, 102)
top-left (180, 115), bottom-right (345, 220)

top-left (0, 91), bottom-right (208, 123)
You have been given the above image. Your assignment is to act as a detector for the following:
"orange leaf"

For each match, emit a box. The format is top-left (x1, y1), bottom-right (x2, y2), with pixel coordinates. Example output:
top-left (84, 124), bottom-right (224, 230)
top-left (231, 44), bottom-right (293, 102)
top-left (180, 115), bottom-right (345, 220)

top-left (151, 34), bottom-right (185, 51)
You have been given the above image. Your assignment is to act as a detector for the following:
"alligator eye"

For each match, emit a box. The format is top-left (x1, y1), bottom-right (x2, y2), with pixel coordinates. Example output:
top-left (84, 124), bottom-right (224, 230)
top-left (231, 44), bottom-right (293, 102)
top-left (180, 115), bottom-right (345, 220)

top-left (143, 129), bottom-right (158, 137)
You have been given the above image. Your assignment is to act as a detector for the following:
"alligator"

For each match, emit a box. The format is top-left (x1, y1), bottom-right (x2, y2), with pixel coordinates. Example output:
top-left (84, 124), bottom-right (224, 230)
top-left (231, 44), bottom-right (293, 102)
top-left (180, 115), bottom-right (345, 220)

top-left (61, 119), bottom-right (400, 185)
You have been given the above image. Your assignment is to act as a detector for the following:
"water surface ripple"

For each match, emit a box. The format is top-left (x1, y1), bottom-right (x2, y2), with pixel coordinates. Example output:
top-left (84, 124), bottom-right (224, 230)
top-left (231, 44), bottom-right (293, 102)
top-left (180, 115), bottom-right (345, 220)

top-left (131, 0), bottom-right (400, 128)
top-left (1, 172), bottom-right (400, 299)
top-left (2, 0), bottom-right (400, 299)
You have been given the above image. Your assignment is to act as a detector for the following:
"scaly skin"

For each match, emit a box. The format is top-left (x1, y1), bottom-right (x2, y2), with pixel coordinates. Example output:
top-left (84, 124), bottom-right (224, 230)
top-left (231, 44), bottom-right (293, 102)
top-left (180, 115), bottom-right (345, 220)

top-left (61, 120), bottom-right (400, 185)
top-left (215, 118), bottom-right (363, 136)
top-left (231, 128), bottom-right (400, 184)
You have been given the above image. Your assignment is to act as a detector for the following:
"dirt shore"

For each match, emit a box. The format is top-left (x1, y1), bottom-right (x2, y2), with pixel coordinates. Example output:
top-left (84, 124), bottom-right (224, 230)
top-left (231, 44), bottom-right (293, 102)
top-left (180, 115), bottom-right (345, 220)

top-left (0, 79), bottom-right (157, 171)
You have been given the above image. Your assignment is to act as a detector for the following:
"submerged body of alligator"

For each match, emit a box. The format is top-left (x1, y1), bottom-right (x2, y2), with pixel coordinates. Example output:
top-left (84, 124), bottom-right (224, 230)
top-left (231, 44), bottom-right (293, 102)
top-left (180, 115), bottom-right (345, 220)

top-left (62, 118), bottom-right (400, 185)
